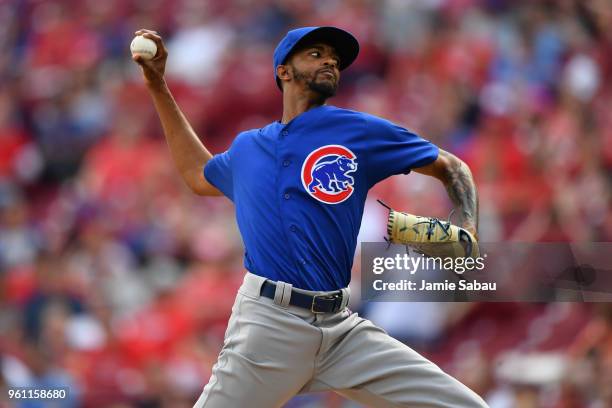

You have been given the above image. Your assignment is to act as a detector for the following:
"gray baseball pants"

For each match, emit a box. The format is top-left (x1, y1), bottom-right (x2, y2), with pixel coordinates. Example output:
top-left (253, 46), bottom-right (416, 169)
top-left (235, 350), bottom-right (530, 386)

top-left (194, 272), bottom-right (488, 408)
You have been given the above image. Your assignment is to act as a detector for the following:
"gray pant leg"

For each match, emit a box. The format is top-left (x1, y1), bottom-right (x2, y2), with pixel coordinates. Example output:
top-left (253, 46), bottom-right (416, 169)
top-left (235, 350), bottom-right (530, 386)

top-left (194, 283), bottom-right (321, 408)
top-left (308, 313), bottom-right (488, 408)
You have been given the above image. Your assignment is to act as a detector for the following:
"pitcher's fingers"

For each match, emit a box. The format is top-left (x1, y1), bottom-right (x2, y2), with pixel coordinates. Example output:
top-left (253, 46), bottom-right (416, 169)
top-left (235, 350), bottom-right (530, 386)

top-left (141, 32), bottom-right (162, 42)
top-left (132, 55), bottom-right (148, 69)
top-left (132, 54), bottom-right (153, 69)
top-left (139, 32), bottom-right (168, 59)
top-left (135, 29), bottom-right (158, 36)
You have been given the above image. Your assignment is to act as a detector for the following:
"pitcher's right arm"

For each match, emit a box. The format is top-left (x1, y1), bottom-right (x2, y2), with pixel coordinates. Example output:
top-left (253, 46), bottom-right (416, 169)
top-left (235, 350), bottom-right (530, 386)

top-left (132, 29), bottom-right (221, 196)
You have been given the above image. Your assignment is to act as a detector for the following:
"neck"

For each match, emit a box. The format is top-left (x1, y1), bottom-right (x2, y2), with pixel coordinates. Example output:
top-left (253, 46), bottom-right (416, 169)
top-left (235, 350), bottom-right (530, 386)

top-left (281, 87), bottom-right (327, 124)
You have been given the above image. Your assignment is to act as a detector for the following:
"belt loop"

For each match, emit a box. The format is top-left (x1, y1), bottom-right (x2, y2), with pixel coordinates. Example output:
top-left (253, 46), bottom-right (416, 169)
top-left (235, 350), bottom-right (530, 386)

top-left (281, 283), bottom-right (292, 308)
top-left (274, 281), bottom-right (292, 308)
top-left (340, 287), bottom-right (350, 310)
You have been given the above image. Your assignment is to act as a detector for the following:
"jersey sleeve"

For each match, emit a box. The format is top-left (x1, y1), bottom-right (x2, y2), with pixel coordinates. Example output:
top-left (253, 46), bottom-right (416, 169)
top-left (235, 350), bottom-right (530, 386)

top-left (204, 150), bottom-right (234, 201)
top-left (364, 114), bottom-right (439, 187)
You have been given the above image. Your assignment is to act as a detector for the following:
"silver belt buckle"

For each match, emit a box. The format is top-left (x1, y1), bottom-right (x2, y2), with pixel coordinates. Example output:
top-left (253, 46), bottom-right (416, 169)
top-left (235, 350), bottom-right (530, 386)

top-left (310, 294), bottom-right (326, 314)
top-left (311, 292), bottom-right (342, 313)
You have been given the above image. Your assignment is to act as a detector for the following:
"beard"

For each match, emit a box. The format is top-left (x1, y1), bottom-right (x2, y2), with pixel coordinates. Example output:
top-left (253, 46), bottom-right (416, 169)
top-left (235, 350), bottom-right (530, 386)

top-left (291, 65), bottom-right (337, 98)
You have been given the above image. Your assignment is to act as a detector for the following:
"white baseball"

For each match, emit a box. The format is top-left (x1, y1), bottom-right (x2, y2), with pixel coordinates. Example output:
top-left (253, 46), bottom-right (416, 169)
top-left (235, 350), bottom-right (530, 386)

top-left (130, 35), bottom-right (157, 60)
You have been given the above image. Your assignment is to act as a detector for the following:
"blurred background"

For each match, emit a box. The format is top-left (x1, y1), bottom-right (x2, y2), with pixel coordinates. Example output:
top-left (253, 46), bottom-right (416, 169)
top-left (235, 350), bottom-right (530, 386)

top-left (0, 0), bottom-right (611, 407)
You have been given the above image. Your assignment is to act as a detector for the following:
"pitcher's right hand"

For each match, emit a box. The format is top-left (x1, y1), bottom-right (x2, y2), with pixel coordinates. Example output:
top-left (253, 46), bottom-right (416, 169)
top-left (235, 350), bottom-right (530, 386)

top-left (132, 29), bottom-right (168, 90)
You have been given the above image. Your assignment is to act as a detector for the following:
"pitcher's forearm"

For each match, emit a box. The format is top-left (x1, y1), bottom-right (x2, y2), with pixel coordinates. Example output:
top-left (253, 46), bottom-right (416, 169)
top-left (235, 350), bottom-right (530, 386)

top-left (132, 29), bottom-right (219, 196)
top-left (413, 149), bottom-right (479, 237)
top-left (438, 151), bottom-right (479, 231)
top-left (147, 82), bottom-right (213, 191)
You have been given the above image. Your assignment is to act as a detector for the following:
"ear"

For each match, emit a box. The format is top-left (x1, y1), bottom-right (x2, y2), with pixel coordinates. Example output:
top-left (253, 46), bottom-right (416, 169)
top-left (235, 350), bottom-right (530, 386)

top-left (276, 64), bottom-right (291, 83)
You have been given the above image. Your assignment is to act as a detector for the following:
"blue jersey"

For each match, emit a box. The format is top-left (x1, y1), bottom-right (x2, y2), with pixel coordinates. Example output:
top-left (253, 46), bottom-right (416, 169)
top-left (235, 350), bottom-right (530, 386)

top-left (204, 105), bottom-right (438, 291)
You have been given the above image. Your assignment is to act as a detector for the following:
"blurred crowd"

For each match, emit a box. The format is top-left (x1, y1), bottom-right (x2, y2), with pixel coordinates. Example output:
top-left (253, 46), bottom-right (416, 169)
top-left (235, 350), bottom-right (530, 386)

top-left (0, 0), bottom-right (611, 407)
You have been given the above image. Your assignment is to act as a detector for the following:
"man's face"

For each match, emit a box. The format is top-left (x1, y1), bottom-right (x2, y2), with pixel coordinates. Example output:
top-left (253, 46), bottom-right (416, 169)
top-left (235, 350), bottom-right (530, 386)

top-left (284, 43), bottom-right (341, 98)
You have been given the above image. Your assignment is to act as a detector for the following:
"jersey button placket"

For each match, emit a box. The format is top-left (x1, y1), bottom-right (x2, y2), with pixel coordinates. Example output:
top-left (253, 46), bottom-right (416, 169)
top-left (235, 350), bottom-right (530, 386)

top-left (278, 126), bottom-right (303, 268)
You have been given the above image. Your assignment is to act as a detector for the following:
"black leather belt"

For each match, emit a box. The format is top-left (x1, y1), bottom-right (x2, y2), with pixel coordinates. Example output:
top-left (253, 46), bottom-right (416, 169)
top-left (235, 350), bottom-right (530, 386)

top-left (260, 281), bottom-right (344, 313)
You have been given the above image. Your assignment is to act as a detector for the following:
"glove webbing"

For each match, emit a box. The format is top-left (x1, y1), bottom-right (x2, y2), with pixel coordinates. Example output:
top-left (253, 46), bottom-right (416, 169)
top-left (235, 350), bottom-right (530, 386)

top-left (378, 200), bottom-right (455, 243)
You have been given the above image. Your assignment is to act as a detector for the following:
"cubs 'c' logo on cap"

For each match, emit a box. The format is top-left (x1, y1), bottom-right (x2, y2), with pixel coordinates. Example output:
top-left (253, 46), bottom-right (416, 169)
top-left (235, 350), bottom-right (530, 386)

top-left (301, 145), bottom-right (358, 204)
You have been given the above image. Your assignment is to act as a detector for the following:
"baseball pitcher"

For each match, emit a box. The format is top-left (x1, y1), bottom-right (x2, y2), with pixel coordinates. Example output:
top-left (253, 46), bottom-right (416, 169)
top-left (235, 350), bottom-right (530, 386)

top-left (133, 26), bottom-right (487, 408)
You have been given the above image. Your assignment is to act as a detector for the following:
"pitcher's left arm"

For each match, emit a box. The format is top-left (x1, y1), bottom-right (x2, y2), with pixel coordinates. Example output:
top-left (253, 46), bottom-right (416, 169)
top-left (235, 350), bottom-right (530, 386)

top-left (413, 149), bottom-right (479, 239)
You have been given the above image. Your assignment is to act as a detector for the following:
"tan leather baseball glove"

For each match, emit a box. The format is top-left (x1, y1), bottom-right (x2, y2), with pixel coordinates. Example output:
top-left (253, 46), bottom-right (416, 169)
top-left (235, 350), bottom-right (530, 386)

top-left (379, 200), bottom-right (479, 259)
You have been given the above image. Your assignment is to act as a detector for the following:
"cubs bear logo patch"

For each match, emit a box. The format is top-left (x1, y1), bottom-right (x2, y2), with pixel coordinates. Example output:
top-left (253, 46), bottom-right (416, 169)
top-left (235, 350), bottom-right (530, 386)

top-left (301, 145), bottom-right (358, 204)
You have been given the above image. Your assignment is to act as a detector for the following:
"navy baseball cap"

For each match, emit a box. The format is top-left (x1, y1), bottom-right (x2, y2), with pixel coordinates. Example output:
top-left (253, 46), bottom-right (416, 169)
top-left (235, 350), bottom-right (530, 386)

top-left (273, 26), bottom-right (360, 89)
